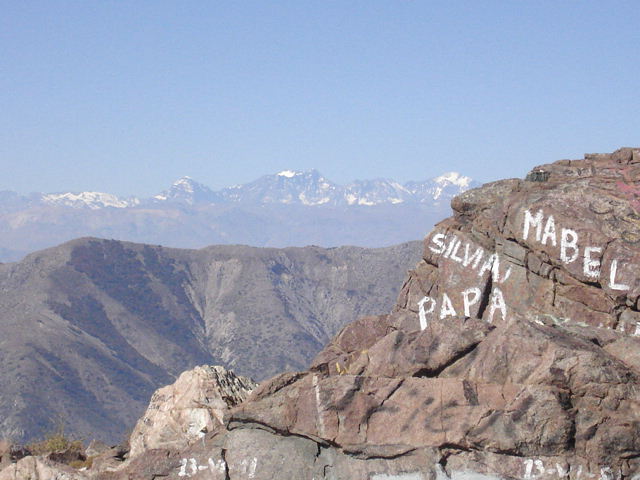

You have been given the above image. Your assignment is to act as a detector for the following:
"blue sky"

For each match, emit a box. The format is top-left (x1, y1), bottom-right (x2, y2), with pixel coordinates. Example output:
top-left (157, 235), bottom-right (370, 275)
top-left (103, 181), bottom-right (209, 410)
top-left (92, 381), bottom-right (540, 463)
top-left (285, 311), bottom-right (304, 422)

top-left (1, 1), bottom-right (639, 196)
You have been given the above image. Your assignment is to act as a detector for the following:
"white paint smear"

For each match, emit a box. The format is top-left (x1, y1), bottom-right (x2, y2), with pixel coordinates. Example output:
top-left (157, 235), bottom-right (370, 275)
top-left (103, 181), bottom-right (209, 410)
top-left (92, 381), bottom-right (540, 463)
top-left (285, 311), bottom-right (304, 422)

top-left (312, 375), bottom-right (326, 437)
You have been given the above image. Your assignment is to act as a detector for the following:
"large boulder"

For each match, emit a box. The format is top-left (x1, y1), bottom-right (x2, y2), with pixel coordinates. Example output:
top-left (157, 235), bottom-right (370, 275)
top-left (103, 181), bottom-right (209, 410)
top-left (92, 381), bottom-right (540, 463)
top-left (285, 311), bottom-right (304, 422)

top-left (96, 148), bottom-right (640, 479)
top-left (127, 365), bottom-right (256, 459)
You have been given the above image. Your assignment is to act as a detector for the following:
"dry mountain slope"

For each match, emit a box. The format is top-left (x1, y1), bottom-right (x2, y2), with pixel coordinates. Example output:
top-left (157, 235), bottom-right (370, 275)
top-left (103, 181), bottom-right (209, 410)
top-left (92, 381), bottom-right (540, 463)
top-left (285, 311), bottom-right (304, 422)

top-left (0, 237), bottom-right (421, 443)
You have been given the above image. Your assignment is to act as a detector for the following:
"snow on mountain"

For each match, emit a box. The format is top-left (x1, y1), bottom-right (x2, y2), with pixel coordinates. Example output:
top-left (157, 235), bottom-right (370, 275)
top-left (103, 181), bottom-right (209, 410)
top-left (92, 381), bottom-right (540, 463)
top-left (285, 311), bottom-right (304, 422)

top-left (276, 170), bottom-right (299, 178)
top-left (216, 170), bottom-right (474, 207)
top-left (344, 179), bottom-right (413, 206)
top-left (220, 169), bottom-right (340, 206)
top-left (428, 172), bottom-right (474, 200)
top-left (405, 172), bottom-right (478, 203)
top-left (153, 176), bottom-right (222, 205)
top-left (41, 192), bottom-right (139, 209)
top-left (9, 170), bottom-right (476, 211)
top-left (433, 171), bottom-right (472, 188)
top-left (0, 170), bottom-right (477, 262)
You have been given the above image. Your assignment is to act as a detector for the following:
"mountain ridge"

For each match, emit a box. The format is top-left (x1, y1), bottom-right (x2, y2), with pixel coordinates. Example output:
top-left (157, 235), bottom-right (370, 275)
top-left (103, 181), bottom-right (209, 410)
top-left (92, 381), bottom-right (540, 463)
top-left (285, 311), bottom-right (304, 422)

top-left (0, 236), bottom-right (422, 443)
top-left (3, 169), bottom-right (475, 210)
top-left (0, 170), bottom-right (476, 262)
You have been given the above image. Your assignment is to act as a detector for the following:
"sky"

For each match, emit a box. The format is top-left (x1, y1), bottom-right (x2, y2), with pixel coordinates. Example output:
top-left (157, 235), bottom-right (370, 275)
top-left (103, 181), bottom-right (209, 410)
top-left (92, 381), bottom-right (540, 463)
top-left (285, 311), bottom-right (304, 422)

top-left (1, 1), bottom-right (639, 197)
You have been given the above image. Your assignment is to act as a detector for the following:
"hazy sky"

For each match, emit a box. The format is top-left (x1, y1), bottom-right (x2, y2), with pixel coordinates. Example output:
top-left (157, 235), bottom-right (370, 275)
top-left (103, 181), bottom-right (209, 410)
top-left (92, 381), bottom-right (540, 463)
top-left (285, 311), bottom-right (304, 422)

top-left (1, 1), bottom-right (639, 196)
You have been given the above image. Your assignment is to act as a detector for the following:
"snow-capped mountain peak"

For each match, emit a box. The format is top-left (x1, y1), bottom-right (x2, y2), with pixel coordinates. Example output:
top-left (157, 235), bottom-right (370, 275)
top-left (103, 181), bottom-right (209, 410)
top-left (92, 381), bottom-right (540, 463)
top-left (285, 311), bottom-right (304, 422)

top-left (403, 172), bottom-right (478, 203)
top-left (150, 170), bottom-right (476, 206)
top-left (344, 179), bottom-right (413, 206)
top-left (220, 169), bottom-right (337, 206)
top-left (433, 171), bottom-right (472, 188)
top-left (153, 176), bottom-right (221, 204)
top-left (42, 192), bottom-right (139, 210)
top-left (172, 176), bottom-right (196, 192)
top-left (277, 170), bottom-right (301, 178)
top-left (28, 169), bottom-right (476, 210)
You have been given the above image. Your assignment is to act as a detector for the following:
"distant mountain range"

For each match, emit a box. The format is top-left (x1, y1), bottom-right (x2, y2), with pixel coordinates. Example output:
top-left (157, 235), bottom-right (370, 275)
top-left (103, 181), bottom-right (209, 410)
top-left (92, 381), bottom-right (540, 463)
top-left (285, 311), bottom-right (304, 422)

top-left (0, 170), bottom-right (477, 261)
top-left (21, 169), bottom-right (473, 208)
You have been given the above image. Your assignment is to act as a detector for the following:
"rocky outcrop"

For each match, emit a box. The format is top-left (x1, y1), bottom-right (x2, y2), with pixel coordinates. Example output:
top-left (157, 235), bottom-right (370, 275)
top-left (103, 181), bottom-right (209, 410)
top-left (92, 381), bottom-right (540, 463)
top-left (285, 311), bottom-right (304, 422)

top-left (114, 147), bottom-right (639, 479)
top-left (128, 365), bottom-right (256, 458)
top-left (10, 148), bottom-right (640, 479)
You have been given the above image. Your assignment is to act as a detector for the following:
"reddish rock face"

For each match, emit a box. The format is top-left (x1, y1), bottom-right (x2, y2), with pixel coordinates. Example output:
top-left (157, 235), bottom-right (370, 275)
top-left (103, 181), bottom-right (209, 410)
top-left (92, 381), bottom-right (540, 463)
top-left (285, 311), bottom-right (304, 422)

top-left (65, 148), bottom-right (640, 480)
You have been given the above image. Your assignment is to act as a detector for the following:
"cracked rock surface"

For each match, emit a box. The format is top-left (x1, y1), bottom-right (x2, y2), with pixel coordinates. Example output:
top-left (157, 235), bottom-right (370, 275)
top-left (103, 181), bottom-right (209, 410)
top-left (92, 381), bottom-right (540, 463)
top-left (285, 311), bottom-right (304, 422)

top-left (11, 148), bottom-right (640, 480)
